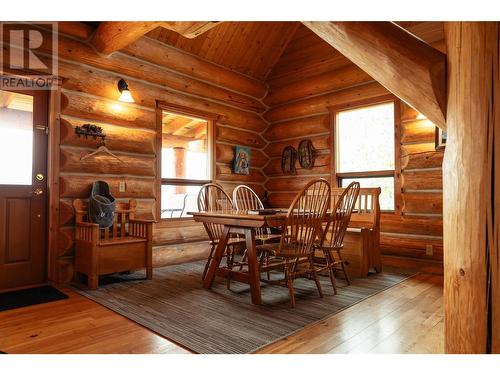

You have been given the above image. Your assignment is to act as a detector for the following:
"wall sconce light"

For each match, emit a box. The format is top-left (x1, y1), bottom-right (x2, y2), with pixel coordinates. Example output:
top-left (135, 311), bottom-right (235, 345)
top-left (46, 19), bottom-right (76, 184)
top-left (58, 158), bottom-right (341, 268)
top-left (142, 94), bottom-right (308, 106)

top-left (416, 113), bottom-right (427, 120)
top-left (117, 79), bottom-right (134, 103)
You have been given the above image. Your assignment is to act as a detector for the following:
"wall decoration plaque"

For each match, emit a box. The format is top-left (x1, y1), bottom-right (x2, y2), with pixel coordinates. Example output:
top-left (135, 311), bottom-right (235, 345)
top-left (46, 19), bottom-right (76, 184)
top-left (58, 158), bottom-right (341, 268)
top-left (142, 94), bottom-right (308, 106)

top-left (233, 145), bottom-right (250, 175)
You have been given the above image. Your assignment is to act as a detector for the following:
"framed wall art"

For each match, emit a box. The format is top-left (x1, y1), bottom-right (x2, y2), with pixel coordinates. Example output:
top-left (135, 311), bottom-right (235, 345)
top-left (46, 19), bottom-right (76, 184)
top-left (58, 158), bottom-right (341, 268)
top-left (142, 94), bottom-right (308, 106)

top-left (233, 146), bottom-right (250, 175)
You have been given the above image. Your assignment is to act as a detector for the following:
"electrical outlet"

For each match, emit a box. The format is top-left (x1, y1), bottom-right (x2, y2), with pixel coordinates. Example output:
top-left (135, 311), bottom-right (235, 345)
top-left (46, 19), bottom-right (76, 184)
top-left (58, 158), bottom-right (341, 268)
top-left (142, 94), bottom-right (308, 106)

top-left (119, 181), bottom-right (126, 193)
top-left (426, 244), bottom-right (433, 256)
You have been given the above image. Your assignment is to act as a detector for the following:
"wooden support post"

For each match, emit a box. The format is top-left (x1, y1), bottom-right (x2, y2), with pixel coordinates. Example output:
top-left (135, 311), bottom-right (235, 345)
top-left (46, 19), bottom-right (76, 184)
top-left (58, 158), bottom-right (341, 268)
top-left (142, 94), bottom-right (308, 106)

top-left (303, 21), bottom-right (447, 130)
top-left (443, 22), bottom-right (500, 353)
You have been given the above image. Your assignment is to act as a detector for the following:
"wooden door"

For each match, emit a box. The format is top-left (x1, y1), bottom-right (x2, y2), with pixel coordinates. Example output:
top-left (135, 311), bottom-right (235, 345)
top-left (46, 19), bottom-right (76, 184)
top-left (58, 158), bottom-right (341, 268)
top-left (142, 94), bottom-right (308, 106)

top-left (0, 89), bottom-right (48, 291)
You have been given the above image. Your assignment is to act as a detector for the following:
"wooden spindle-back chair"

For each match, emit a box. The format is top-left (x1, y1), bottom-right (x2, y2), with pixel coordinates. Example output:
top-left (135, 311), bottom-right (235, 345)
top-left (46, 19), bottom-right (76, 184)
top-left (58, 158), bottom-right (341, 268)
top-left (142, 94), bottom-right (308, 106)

top-left (328, 186), bottom-right (381, 277)
top-left (232, 185), bottom-right (281, 241)
top-left (197, 183), bottom-right (243, 280)
top-left (232, 185), bottom-right (281, 276)
top-left (317, 182), bottom-right (360, 293)
top-left (258, 178), bottom-right (331, 307)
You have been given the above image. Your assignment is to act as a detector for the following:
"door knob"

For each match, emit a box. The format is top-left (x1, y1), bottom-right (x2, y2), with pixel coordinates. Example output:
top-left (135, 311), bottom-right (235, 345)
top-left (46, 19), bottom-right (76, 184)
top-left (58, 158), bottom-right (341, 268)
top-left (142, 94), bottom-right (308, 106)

top-left (33, 188), bottom-right (44, 196)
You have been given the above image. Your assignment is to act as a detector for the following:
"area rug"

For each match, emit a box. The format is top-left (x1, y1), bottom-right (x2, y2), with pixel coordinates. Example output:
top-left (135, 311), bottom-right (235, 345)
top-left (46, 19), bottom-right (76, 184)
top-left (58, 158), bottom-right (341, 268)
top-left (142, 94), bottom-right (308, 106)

top-left (74, 261), bottom-right (413, 354)
top-left (0, 285), bottom-right (68, 312)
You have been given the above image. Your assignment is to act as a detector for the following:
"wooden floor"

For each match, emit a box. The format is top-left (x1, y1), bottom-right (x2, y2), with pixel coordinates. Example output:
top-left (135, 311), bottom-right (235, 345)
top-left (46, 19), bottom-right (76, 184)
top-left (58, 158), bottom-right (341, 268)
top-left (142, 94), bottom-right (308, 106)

top-left (0, 273), bottom-right (443, 354)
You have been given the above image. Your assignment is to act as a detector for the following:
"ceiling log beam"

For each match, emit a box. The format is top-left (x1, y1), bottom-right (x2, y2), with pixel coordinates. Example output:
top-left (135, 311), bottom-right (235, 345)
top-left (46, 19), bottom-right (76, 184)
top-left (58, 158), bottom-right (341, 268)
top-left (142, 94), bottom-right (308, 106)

top-left (91, 21), bottom-right (220, 55)
top-left (303, 21), bottom-right (447, 130)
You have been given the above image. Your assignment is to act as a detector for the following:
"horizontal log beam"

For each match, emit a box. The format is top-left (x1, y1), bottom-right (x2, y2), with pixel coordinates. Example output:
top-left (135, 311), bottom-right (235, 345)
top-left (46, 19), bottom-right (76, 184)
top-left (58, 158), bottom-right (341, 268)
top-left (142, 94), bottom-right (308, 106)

top-left (91, 22), bottom-right (164, 55)
top-left (303, 21), bottom-right (447, 130)
top-left (264, 115), bottom-right (330, 142)
top-left (91, 22), bottom-right (221, 55)
top-left (123, 37), bottom-right (267, 99)
top-left (264, 64), bottom-right (373, 107)
top-left (58, 60), bottom-right (267, 132)
top-left (264, 81), bottom-right (387, 123)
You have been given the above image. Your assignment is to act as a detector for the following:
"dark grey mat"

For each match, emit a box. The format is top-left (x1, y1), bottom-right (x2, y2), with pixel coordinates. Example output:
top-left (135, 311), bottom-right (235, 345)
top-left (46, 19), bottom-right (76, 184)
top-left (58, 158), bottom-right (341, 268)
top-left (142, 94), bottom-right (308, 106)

top-left (0, 285), bottom-right (68, 312)
top-left (74, 261), bottom-right (413, 354)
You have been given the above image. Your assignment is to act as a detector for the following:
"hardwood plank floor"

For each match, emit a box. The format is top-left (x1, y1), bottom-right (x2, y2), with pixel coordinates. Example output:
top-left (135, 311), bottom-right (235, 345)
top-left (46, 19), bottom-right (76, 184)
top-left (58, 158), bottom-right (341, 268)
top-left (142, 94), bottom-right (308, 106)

top-left (0, 273), bottom-right (443, 354)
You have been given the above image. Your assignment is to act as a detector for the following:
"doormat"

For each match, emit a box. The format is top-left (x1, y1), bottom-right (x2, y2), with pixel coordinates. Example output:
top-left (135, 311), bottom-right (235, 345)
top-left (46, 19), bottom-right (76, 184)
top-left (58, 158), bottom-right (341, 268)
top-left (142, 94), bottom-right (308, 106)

top-left (0, 285), bottom-right (68, 312)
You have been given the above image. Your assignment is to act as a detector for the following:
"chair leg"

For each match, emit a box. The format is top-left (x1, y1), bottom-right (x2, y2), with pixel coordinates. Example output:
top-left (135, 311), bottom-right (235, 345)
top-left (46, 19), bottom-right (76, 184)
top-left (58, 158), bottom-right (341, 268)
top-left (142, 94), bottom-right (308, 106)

top-left (285, 261), bottom-right (295, 308)
top-left (266, 253), bottom-right (270, 280)
top-left (309, 256), bottom-right (323, 298)
top-left (239, 249), bottom-right (248, 271)
top-left (146, 266), bottom-right (153, 280)
top-left (202, 243), bottom-right (216, 280)
top-left (227, 245), bottom-right (234, 290)
top-left (337, 249), bottom-right (351, 285)
top-left (325, 250), bottom-right (337, 294)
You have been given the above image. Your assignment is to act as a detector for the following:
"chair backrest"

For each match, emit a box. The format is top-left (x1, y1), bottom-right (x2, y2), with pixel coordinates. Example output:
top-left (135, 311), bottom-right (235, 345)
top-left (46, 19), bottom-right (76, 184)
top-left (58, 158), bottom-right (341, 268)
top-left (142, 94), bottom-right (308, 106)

top-left (330, 186), bottom-right (380, 230)
top-left (73, 198), bottom-right (137, 240)
top-left (233, 185), bottom-right (270, 237)
top-left (279, 178), bottom-right (331, 257)
top-left (322, 182), bottom-right (360, 249)
top-left (197, 183), bottom-right (234, 242)
top-left (232, 185), bottom-right (263, 211)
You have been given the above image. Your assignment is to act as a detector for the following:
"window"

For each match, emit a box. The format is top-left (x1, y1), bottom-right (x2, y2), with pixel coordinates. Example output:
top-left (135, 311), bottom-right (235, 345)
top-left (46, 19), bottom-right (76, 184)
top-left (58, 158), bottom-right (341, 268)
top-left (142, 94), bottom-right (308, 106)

top-left (0, 90), bottom-right (34, 185)
top-left (334, 101), bottom-right (397, 211)
top-left (159, 108), bottom-right (214, 219)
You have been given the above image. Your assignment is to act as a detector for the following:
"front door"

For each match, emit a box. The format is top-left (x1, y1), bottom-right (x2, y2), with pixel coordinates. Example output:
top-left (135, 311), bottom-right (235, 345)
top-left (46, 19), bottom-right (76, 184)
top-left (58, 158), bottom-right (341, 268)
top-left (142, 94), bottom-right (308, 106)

top-left (0, 89), bottom-right (48, 291)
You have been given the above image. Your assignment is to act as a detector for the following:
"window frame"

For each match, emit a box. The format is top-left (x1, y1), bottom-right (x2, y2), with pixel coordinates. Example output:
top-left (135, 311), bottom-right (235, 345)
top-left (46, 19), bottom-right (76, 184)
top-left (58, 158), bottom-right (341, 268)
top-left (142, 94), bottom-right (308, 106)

top-left (155, 101), bottom-right (218, 222)
top-left (329, 95), bottom-right (402, 214)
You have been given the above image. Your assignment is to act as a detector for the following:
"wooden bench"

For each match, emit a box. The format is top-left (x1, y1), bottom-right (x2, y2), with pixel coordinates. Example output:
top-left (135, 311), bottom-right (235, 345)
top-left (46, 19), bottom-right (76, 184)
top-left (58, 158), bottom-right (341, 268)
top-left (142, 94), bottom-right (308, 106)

top-left (73, 199), bottom-right (154, 290)
top-left (316, 187), bottom-right (382, 278)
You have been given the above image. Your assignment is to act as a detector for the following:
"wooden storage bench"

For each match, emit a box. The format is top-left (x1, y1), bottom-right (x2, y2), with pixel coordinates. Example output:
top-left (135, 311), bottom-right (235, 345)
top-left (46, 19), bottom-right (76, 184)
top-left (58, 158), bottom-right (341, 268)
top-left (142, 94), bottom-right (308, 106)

top-left (73, 199), bottom-right (154, 290)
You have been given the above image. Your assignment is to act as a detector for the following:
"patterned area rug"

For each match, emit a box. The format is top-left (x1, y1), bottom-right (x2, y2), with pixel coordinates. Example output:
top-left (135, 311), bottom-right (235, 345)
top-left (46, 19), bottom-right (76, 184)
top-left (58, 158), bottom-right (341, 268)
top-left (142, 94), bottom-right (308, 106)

top-left (74, 261), bottom-right (413, 354)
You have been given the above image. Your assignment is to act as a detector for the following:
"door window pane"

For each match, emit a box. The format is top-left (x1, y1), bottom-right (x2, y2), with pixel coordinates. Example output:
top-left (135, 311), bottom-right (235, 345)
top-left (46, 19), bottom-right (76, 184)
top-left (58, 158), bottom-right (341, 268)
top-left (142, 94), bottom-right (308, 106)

top-left (337, 102), bottom-right (395, 173)
top-left (0, 91), bottom-right (33, 185)
top-left (341, 176), bottom-right (395, 211)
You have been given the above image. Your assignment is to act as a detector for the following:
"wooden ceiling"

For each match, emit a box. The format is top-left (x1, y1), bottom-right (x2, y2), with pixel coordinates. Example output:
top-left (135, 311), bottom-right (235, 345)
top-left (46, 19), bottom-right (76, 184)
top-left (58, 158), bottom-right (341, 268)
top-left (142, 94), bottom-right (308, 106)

top-left (147, 22), bottom-right (300, 81)
top-left (147, 21), bottom-right (444, 83)
top-left (267, 22), bottom-right (445, 86)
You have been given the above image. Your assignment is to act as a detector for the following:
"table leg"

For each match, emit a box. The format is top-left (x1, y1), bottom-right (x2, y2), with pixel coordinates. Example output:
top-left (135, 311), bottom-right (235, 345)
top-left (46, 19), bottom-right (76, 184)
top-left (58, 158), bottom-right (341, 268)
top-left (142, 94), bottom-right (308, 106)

top-left (244, 228), bottom-right (262, 305)
top-left (203, 226), bottom-right (230, 289)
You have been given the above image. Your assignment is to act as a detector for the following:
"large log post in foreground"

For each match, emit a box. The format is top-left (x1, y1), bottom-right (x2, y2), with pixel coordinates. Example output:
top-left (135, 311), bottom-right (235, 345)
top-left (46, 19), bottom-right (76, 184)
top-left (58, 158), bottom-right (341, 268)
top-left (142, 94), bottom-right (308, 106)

top-left (303, 21), bottom-right (447, 130)
top-left (443, 22), bottom-right (499, 353)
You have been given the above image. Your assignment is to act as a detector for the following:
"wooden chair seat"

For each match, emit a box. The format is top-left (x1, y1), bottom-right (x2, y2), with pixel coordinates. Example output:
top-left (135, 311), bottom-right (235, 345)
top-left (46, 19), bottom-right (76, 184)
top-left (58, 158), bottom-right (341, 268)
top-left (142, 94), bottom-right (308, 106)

top-left (255, 233), bottom-right (282, 245)
top-left (211, 237), bottom-right (246, 246)
top-left (257, 242), bottom-right (303, 258)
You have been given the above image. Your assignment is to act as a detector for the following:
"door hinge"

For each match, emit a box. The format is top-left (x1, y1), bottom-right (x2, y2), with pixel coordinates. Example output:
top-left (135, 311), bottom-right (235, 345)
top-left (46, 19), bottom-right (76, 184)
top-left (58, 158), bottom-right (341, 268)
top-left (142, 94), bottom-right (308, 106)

top-left (35, 125), bottom-right (49, 135)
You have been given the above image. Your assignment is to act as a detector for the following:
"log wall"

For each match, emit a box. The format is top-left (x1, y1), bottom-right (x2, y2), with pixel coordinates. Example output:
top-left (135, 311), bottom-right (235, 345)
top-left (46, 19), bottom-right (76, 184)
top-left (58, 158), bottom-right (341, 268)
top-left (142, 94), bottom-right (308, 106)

top-left (1, 23), bottom-right (270, 282)
top-left (262, 26), bottom-right (444, 271)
